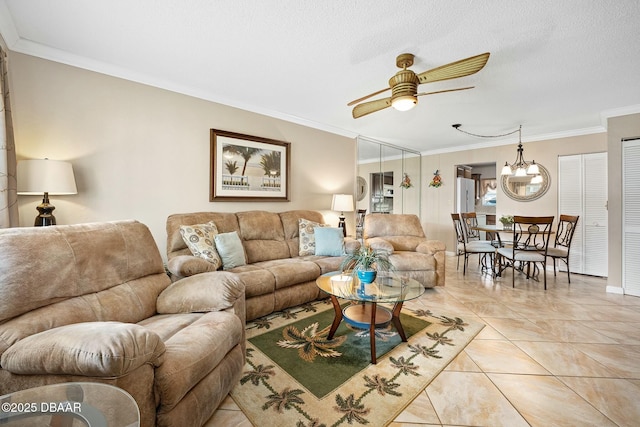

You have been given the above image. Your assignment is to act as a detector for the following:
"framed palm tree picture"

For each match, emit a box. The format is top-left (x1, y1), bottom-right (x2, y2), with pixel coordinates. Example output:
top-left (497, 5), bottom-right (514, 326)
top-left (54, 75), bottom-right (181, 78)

top-left (210, 129), bottom-right (291, 201)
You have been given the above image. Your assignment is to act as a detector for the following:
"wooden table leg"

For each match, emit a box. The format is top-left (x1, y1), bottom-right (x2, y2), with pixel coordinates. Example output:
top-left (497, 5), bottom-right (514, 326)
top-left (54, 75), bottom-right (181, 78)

top-left (391, 302), bottom-right (407, 341)
top-left (327, 295), bottom-right (342, 340)
top-left (370, 302), bottom-right (377, 364)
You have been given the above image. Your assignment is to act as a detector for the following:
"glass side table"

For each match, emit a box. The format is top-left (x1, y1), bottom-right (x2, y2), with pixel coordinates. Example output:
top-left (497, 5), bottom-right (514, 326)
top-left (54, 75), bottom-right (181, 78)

top-left (0, 382), bottom-right (139, 427)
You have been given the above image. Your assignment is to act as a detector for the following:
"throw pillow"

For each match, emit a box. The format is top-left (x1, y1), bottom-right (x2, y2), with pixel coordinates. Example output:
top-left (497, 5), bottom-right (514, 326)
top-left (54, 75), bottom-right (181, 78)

top-left (179, 221), bottom-right (222, 269)
top-left (214, 231), bottom-right (247, 270)
top-left (298, 218), bottom-right (329, 256)
top-left (314, 227), bottom-right (345, 256)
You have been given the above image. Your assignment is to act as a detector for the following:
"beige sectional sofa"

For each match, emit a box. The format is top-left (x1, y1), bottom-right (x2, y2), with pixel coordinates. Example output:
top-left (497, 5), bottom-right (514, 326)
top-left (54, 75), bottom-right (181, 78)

top-left (0, 220), bottom-right (245, 427)
top-left (166, 210), bottom-right (360, 321)
top-left (166, 210), bottom-right (446, 322)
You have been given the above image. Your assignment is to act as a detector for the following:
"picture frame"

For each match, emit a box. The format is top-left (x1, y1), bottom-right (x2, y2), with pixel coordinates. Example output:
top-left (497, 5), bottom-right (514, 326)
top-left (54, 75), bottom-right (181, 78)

top-left (210, 129), bottom-right (291, 201)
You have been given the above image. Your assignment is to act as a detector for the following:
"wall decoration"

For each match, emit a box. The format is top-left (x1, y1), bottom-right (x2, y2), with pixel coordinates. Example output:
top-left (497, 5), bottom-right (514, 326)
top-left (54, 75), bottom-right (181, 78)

top-left (399, 173), bottom-right (413, 189)
top-left (356, 176), bottom-right (367, 201)
top-left (210, 129), bottom-right (290, 201)
top-left (429, 170), bottom-right (442, 188)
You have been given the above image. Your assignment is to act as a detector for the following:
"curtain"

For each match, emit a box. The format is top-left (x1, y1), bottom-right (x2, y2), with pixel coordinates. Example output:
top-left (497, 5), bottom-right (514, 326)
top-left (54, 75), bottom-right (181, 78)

top-left (0, 44), bottom-right (18, 227)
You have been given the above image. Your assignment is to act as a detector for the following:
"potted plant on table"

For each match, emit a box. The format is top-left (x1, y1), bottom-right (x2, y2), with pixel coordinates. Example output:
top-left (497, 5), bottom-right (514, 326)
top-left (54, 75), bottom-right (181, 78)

top-left (499, 215), bottom-right (514, 230)
top-left (340, 244), bottom-right (394, 284)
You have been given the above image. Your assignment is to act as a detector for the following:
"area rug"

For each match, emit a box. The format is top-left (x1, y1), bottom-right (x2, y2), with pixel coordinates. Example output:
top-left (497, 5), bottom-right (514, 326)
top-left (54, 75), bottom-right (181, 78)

top-left (231, 300), bottom-right (484, 427)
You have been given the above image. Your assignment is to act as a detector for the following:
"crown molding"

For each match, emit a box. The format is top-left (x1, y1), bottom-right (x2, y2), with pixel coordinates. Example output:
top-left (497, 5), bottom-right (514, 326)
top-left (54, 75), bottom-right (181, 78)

top-left (600, 104), bottom-right (640, 128)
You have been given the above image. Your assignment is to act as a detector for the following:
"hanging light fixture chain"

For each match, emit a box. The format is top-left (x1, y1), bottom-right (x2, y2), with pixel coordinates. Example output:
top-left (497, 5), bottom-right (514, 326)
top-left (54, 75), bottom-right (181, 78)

top-left (451, 123), bottom-right (521, 139)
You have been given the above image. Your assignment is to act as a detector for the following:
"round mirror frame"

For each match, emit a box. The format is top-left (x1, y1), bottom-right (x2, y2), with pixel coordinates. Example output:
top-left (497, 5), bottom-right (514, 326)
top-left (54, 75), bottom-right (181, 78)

top-left (500, 163), bottom-right (551, 202)
top-left (356, 176), bottom-right (367, 201)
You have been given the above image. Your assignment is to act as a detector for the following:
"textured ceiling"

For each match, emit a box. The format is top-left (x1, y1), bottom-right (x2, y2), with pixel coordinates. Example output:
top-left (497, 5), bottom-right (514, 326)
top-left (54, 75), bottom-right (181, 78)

top-left (1, 0), bottom-right (639, 153)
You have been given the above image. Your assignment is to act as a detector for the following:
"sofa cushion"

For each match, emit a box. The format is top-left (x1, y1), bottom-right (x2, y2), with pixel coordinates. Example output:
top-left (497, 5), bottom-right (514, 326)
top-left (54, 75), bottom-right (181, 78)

top-left (254, 258), bottom-right (321, 289)
top-left (299, 218), bottom-right (329, 256)
top-left (237, 211), bottom-right (290, 263)
top-left (214, 232), bottom-right (247, 270)
top-left (0, 322), bottom-right (165, 377)
top-left (364, 214), bottom-right (426, 251)
top-left (0, 220), bottom-right (166, 324)
top-left (314, 227), bottom-right (345, 256)
top-left (179, 221), bottom-right (222, 269)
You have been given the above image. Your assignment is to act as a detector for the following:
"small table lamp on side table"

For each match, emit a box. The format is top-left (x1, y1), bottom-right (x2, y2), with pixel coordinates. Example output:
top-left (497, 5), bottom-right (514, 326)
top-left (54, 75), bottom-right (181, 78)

top-left (17, 159), bottom-right (78, 226)
top-left (331, 193), bottom-right (354, 237)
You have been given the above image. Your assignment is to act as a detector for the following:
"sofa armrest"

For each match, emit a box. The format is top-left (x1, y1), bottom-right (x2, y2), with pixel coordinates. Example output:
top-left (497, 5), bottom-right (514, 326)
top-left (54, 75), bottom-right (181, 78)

top-left (416, 239), bottom-right (446, 255)
top-left (416, 239), bottom-right (446, 286)
top-left (0, 322), bottom-right (165, 377)
top-left (344, 237), bottom-right (361, 254)
top-left (365, 237), bottom-right (394, 254)
top-left (167, 255), bottom-right (218, 278)
top-left (157, 271), bottom-right (245, 315)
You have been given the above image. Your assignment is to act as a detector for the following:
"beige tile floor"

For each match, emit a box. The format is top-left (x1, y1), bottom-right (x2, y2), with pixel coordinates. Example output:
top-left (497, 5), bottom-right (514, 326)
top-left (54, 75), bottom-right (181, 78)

top-left (206, 254), bottom-right (640, 426)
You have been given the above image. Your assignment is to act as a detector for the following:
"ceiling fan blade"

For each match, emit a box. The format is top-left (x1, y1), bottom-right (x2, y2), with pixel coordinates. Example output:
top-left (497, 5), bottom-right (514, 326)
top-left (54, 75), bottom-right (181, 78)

top-left (352, 97), bottom-right (392, 118)
top-left (417, 52), bottom-right (490, 84)
top-left (416, 86), bottom-right (475, 97)
top-left (347, 87), bottom-right (391, 106)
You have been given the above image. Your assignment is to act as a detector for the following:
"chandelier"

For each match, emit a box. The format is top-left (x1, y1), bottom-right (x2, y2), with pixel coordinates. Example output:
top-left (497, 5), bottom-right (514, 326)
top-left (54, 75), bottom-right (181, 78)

top-left (499, 125), bottom-right (541, 182)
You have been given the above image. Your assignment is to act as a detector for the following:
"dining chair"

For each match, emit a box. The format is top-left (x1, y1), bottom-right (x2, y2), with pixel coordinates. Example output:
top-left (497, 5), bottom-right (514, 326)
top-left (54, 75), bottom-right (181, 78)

top-left (452, 213), bottom-right (496, 275)
top-left (496, 215), bottom-right (554, 289)
top-left (546, 214), bottom-right (580, 283)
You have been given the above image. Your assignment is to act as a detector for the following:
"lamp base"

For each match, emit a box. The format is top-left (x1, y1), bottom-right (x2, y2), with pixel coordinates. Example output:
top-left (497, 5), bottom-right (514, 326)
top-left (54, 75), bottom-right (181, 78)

top-left (338, 215), bottom-right (346, 237)
top-left (34, 193), bottom-right (56, 227)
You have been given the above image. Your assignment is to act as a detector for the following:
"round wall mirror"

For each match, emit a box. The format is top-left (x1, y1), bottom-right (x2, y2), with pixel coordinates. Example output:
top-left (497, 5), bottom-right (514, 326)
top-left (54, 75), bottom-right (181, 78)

top-left (500, 163), bottom-right (551, 202)
top-left (356, 176), bottom-right (367, 201)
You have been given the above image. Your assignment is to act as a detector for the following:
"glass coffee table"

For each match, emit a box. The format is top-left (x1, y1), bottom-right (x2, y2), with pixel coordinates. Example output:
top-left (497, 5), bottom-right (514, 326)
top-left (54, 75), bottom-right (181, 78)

top-left (316, 271), bottom-right (425, 364)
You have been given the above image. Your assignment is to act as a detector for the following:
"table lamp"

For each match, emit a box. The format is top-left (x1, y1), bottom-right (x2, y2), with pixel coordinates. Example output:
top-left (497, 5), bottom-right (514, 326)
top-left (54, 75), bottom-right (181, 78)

top-left (331, 194), bottom-right (354, 237)
top-left (17, 159), bottom-right (78, 226)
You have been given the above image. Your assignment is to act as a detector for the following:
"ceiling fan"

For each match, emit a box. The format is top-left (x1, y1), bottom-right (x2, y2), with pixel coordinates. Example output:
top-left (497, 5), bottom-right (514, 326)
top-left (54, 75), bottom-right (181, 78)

top-left (348, 52), bottom-right (490, 119)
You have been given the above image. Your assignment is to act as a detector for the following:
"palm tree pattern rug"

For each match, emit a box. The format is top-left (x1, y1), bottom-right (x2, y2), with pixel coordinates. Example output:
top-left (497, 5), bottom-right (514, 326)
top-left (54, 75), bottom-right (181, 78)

top-left (231, 299), bottom-right (484, 426)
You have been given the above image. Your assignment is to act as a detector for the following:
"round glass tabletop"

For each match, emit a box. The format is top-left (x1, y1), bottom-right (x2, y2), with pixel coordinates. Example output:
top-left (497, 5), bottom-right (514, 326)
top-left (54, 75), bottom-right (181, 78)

top-left (316, 271), bottom-right (425, 304)
top-left (0, 382), bottom-right (139, 426)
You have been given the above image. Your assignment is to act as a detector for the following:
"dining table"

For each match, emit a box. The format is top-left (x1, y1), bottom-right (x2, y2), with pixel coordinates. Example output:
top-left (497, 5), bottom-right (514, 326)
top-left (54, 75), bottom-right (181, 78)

top-left (470, 224), bottom-right (555, 279)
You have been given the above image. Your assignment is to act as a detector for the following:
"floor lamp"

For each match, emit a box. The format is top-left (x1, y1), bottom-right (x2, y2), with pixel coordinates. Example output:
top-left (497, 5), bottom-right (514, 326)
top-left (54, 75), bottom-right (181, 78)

top-left (331, 194), bottom-right (354, 237)
top-left (17, 159), bottom-right (78, 226)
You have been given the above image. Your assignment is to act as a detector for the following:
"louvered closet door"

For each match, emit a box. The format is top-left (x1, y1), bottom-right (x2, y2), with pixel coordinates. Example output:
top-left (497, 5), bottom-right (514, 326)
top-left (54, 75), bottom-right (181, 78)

top-left (558, 152), bottom-right (607, 277)
top-left (583, 152), bottom-right (608, 277)
top-left (558, 155), bottom-right (584, 272)
top-left (623, 139), bottom-right (640, 296)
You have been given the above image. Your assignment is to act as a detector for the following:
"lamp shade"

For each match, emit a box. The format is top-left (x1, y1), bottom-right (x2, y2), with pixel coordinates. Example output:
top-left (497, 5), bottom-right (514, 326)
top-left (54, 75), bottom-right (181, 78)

top-left (17, 159), bottom-right (78, 195)
top-left (331, 194), bottom-right (354, 212)
top-left (391, 95), bottom-right (417, 111)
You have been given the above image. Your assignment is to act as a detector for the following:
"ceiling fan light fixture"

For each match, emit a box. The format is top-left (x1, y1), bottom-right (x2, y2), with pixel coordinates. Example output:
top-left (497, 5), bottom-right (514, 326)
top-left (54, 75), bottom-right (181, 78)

top-left (391, 95), bottom-right (417, 111)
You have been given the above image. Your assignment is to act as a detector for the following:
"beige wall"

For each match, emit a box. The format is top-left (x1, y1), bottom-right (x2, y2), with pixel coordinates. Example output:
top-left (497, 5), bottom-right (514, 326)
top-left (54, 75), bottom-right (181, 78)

top-left (607, 113), bottom-right (640, 291)
top-left (420, 132), bottom-right (608, 251)
top-left (9, 52), bottom-right (356, 258)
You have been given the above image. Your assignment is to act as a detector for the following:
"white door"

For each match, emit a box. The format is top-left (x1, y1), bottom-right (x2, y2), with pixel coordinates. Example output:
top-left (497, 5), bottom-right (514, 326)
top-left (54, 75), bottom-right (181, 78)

top-left (623, 139), bottom-right (640, 296)
top-left (557, 153), bottom-right (607, 277)
top-left (558, 155), bottom-right (583, 272)
top-left (583, 152), bottom-right (608, 277)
